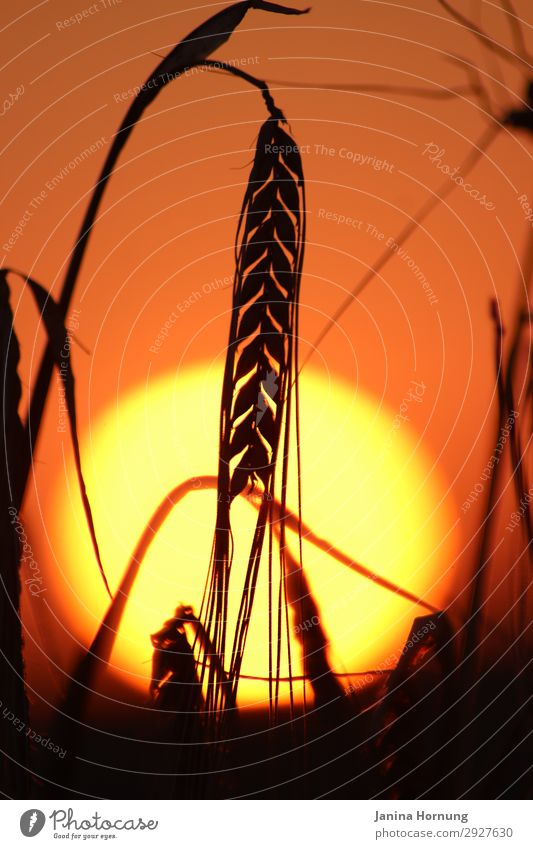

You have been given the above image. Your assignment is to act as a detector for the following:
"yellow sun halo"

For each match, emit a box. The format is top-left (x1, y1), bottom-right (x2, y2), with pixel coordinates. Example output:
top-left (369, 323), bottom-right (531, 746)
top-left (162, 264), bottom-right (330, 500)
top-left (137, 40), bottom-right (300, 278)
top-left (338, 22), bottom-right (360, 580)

top-left (48, 365), bottom-right (456, 708)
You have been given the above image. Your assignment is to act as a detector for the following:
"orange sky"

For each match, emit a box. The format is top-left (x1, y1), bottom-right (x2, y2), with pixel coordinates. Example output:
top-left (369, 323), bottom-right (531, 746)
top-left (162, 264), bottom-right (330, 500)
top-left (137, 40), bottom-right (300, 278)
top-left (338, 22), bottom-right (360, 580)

top-left (2, 0), bottom-right (532, 711)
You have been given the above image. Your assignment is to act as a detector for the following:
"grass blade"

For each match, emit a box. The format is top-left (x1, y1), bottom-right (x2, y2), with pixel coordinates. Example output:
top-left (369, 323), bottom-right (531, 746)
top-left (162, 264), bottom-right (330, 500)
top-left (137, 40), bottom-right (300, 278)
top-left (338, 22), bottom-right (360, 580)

top-left (26, 276), bottom-right (110, 597)
top-left (6, 271), bottom-right (111, 598)
top-left (0, 271), bottom-right (28, 795)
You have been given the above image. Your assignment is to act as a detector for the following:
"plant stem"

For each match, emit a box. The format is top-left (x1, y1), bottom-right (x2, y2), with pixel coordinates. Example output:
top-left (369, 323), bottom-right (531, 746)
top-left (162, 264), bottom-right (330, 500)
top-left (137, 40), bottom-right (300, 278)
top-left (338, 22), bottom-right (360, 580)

top-left (464, 224), bottom-right (533, 668)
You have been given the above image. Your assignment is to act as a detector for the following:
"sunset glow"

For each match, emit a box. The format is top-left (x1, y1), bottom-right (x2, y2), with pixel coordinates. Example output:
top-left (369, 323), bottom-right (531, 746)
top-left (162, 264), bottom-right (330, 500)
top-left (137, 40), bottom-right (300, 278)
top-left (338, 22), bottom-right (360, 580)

top-left (47, 366), bottom-right (456, 707)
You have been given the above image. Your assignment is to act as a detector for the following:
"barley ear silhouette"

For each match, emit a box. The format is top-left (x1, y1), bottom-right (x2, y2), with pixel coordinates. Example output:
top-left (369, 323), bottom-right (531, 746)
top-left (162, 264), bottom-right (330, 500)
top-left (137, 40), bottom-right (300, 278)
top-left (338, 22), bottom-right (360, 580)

top-left (23, 274), bottom-right (111, 597)
top-left (202, 114), bottom-right (306, 718)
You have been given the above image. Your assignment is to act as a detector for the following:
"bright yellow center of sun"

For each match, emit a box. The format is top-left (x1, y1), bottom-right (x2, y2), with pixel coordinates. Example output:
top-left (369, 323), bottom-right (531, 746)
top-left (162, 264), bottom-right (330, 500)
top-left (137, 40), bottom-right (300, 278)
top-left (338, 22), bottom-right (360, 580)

top-left (49, 366), bottom-right (455, 708)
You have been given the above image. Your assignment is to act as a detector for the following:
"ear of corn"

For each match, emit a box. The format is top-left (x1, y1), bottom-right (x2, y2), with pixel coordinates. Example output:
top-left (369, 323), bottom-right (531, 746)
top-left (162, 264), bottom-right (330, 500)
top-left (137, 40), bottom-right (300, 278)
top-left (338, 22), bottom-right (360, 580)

top-left (224, 119), bottom-right (304, 500)
top-left (202, 118), bottom-right (306, 715)
top-left (154, 1), bottom-right (309, 89)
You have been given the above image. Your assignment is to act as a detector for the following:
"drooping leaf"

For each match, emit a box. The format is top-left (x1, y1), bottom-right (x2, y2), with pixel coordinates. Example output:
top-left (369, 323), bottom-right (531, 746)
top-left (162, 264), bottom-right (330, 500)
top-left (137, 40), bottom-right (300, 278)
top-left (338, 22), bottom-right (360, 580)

top-left (203, 116), bottom-right (306, 715)
top-left (23, 276), bottom-right (111, 598)
top-left (151, 2), bottom-right (310, 95)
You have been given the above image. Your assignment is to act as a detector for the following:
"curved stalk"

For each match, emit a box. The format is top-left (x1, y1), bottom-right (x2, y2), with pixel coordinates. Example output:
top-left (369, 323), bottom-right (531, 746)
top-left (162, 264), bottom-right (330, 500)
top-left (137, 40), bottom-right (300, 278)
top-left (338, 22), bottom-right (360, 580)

top-left (64, 475), bottom-right (438, 723)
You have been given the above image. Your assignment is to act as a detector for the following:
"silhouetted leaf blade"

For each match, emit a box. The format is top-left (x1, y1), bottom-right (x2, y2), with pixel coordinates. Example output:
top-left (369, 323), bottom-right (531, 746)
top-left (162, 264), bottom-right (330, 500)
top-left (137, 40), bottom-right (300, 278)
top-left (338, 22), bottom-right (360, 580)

top-left (0, 271), bottom-right (28, 796)
top-left (25, 277), bottom-right (111, 598)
